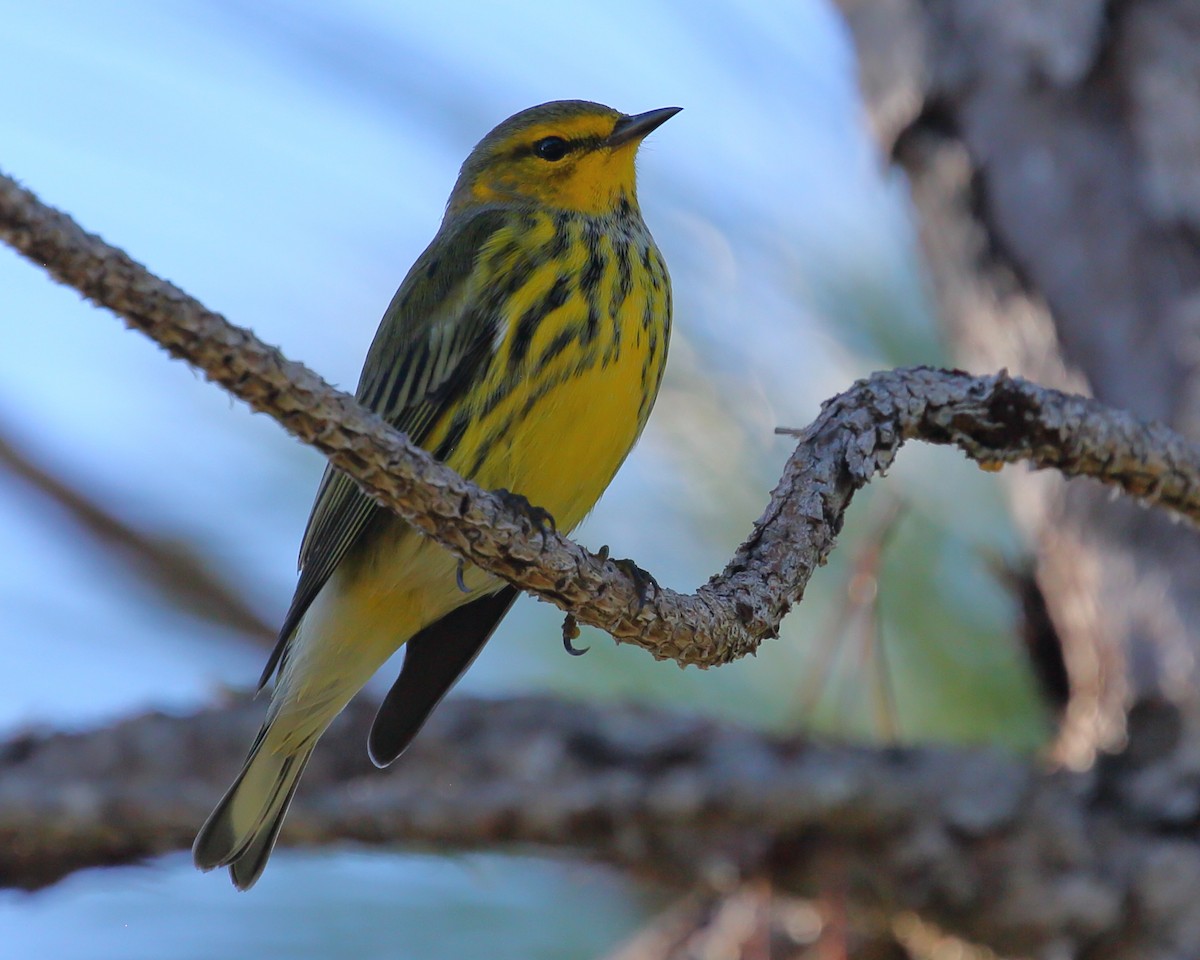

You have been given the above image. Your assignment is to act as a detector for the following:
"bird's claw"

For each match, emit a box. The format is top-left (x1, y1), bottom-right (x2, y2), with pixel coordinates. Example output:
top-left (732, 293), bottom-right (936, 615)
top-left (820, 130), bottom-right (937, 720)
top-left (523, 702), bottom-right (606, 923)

top-left (495, 488), bottom-right (557, 534)
top-left (561, 613), bottom-right (589, 656)
top-left (612, 556), bottom-right (658, 610)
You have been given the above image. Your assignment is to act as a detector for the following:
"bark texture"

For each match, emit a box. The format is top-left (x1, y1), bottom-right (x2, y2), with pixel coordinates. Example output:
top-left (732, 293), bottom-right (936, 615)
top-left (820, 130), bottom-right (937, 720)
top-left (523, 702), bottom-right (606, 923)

top-left (3, 170), bottom-right (1194, 674)
top-left (2, 695), bottom-right (1199, 959)
top-left (837, 0), bottom-right (1200, 765)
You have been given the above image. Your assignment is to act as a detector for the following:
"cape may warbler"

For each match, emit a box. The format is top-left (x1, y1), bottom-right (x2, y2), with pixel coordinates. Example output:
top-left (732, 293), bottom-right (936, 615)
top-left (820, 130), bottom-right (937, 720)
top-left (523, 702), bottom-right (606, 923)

top-left (193, 100), bottom-right (679, 889)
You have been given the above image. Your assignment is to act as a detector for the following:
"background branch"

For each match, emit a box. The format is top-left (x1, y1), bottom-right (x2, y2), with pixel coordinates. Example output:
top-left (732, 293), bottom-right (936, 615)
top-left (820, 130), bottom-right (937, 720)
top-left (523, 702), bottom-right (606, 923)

top-left (0, 419), bottom-right (274, 642)
top-left (1, 695), bottom-right (1195, 959)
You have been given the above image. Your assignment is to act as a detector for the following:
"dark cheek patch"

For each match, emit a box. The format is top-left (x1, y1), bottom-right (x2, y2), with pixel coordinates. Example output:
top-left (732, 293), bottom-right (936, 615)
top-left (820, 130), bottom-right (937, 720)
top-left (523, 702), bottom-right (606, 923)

top-left (542, 161), bottom-right (577, 184)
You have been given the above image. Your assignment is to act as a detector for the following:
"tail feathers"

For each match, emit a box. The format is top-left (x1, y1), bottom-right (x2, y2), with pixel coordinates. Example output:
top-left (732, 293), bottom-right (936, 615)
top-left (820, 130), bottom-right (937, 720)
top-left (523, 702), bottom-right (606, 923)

top-left (193, 732), bottom-right (315, 891)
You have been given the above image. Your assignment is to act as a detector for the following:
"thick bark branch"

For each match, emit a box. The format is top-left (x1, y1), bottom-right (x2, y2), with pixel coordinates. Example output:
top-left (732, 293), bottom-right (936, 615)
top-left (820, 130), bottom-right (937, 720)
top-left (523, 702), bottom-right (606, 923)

top-left (836, 0), bottom-right (1200, 763)
top-left (2, 697), bottom-right (1196, 959)
top-left (3, 169), bottom-right (1198, 670)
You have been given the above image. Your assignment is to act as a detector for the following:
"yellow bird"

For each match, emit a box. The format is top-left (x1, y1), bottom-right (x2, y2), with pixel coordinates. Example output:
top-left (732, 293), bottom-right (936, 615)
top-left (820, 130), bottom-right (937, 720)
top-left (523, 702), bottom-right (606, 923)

top-left (193, 100), bottom-right (679, 889)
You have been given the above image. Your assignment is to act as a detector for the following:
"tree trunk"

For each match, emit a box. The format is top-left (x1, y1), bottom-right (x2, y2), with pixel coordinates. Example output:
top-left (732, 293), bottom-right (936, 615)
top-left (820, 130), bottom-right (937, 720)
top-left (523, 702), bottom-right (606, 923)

top-left (838, 0), bottom-right (1200, 769)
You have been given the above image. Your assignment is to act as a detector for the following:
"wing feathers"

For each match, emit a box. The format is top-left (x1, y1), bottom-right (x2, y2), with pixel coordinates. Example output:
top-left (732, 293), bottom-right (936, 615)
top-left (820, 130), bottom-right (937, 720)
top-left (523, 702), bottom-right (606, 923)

top-left (368, 586), bottom-right (519, 766)
top-left (259, 207), bottom-right (519, 688)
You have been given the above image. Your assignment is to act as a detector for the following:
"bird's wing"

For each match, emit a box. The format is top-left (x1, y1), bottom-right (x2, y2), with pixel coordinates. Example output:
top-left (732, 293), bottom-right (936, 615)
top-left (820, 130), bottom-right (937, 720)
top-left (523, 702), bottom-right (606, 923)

top-left (257, 206), bottom-right (516, 689)
top-left (368, 585), bottom-right (519, 766)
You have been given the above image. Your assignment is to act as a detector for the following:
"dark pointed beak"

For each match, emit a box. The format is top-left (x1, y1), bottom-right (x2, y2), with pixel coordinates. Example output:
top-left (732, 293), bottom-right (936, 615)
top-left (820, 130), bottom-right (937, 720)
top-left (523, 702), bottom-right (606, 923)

top-left (607, 106), bottom-right (682, 148)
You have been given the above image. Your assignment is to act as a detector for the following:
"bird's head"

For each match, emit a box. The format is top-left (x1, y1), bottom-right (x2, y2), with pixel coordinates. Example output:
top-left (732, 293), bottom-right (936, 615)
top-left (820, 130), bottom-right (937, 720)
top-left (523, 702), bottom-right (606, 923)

top-left (446, 100), bottom-right (680, 217)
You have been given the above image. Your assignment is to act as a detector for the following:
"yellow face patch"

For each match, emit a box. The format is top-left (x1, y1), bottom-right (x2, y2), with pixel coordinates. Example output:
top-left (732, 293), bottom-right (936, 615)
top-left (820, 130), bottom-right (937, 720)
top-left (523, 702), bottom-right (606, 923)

top-left (465, 113), bottom-right (640, 215)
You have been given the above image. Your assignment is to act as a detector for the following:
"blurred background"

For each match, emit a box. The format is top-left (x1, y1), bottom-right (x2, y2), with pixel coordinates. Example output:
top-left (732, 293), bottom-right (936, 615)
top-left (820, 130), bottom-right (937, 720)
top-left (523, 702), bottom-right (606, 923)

top-left (0, 2), bottom-right (1047, 957)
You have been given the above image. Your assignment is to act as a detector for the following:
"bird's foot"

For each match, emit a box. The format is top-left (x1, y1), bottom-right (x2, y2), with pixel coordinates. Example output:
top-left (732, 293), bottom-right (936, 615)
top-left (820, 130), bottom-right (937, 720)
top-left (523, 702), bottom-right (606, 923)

top-left (494, 488), bottom-right (557, 534)
top-left (597, 545), bottom-right (659, 610)
top-left (561, 613), bottom-right (589, 656)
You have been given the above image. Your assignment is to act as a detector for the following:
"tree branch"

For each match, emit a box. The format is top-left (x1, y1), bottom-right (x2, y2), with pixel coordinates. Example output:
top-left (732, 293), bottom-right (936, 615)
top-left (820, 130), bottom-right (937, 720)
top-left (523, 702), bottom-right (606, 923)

top-left (1, 695), bottom-right (1194, 959)
top-left (835, 0), bottom-right (1200, 764)
top-left (0, 420), bottom-right (274, 642)
top-left (3, 168), bottom-right (1198, 668)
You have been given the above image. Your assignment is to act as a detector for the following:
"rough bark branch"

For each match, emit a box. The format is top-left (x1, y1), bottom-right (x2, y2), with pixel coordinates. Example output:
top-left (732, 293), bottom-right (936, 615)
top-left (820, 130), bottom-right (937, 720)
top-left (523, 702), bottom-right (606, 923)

top-left (836, 0), bottom-right (1200, 764)
top-left (3, 168), bottom-right (1199, 670)
top-left (2, 695), bottom-right (1196, 959)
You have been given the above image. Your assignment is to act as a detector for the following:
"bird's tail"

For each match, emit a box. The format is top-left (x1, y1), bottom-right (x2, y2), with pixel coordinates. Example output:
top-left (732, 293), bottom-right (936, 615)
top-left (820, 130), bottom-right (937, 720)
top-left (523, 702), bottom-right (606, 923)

top-left (192, 726), bottom-right (315, 891)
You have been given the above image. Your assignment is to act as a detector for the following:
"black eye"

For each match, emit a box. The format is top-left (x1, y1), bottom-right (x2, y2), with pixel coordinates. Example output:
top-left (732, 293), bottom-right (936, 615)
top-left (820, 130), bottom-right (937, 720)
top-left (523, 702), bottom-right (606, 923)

top-left (533, 136), bottom-right (569, 161)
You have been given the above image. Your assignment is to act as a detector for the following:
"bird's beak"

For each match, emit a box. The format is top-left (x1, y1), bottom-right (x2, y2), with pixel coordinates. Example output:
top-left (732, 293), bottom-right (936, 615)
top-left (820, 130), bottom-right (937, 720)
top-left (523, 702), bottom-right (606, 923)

top-left (607, 106), bottom-right (682, 148)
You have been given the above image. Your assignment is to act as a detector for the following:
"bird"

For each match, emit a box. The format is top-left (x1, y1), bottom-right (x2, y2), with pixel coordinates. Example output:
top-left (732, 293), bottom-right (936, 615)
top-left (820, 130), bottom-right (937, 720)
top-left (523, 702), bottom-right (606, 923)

top-left (192, 99), bottom-right (679, 889)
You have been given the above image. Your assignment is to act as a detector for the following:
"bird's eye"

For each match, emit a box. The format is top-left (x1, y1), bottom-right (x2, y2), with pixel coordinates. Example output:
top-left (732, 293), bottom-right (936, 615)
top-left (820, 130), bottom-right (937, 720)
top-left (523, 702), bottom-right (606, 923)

top-left (533, 136), bottom-right (569, 161)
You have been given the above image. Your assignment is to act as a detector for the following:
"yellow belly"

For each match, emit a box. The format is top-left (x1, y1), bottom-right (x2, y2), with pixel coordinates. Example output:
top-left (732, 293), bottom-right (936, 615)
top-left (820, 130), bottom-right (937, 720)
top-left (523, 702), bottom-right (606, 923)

top-left (467, 350), bottom-right (646, 530)
top-left (443, 222), bottom-right (670, 532)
